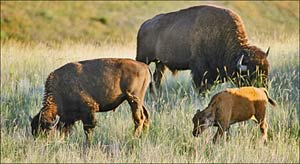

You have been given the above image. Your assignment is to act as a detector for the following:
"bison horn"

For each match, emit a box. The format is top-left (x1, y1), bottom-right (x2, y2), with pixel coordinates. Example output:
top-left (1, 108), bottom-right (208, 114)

top-left (236, 55), bottom-right (247, 71)
top-left (50, 115), bottom-right (60, 127)
top-left (266, 47), bottom-right (270, 56)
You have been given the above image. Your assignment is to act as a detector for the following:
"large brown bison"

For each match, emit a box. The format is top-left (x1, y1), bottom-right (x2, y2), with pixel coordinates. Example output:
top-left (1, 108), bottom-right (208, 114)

top-left (136, 5), bottom-right (270, 93)
top-left (30, 58), bottom-right (151, 145)
top-left (192, 87), bottom-right (276, 143)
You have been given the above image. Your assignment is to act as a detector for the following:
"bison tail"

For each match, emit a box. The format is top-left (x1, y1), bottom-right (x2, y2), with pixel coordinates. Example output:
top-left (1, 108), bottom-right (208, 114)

top-left (267, 97), bottom-right (277, 107)
top-left (262, 88), bottom-right (277, 107)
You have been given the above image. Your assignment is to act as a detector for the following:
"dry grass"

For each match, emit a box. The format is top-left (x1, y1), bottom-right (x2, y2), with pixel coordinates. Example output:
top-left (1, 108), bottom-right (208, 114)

top-left (1, 36), bottom-right (299, 163)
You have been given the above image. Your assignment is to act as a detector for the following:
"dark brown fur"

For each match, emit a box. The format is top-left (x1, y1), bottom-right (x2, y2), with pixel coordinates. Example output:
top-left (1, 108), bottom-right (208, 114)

top-left (192, 87), bottom-right (276, 143)
top-left (31, 58), bottom-right (151, 145)
top-left (136, 5), bottom-right (270, 93)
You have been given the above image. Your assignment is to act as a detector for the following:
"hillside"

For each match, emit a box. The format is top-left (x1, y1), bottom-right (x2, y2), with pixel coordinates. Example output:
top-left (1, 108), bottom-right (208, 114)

top-left (1, 1), bottom-right (299, 43)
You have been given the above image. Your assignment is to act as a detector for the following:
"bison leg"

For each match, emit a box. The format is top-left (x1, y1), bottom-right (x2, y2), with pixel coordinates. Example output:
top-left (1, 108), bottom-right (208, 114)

top-left (82, 116), bottom-right (96, 145)
top-left (191, 69), bottom-right (214, 94)
top-left (213, 127), bottom-right (224, 144)
top-left (84, 126), bottom-right (93, 146)
top-left (254, 107), bottom-right (268, 144)
top-left (153, 61), bottom-right (167, 90)
top-left (126, 93), bottom-right (146, 138)
top-left (213, 122), bottom-right (229, 144)
top-left (57, 121), bottom-right (75, 139)
top-left (142, 105), bottom-right (150, 131)
top-left (259, 118), bottom-right (268, 144)
top-left (131, 105), bottom-right (144, 138)
top-left (225, 127), bottom-right (231, 141)
top-left (78, 93), bottom-right (99, 145)
top-left (81, 111), bottom-right (97, 146)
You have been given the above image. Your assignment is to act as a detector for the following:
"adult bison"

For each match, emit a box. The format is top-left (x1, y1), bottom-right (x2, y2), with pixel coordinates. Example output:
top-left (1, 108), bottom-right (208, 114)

top-left (30, 58), bottom-right (151, 145)
top-left (136, 5), bottom-right (270, 93)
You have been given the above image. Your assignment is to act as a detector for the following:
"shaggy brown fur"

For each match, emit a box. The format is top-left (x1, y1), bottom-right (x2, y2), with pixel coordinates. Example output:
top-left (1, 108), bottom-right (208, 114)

top-left (136, 5), bottom-right (270, 93)
top-left (192, 87), bottom-right (276, 143)
top-left (30, 58), bottom-right (151, 145)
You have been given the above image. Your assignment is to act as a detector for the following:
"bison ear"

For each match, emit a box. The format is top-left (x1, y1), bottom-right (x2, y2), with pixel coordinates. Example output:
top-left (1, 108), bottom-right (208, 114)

top-left (197, 109), bottom-right (201, 113)
top-left (29, 116), bottom-right (33, 122)
top-left (265, 47), bottom-right (270, 57)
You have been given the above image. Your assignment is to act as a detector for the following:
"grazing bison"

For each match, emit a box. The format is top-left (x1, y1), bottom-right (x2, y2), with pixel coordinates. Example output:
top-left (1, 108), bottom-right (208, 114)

top-left (192, 87), bottom-right (276, 143)
top-left (30, 58), bottom-right (151, 145)
top-left (136, 5), bottom-right (270, 93)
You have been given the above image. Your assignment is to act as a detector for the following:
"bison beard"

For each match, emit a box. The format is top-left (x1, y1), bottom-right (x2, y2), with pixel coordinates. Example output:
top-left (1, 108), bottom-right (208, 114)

top-left (136, 5), bottom-right (270, 93)
top-left (30, 58), bottom-right (151, 145)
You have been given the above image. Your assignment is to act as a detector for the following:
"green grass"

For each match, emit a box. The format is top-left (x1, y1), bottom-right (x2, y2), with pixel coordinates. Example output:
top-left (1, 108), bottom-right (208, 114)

top-left (1, 1), bottom-right (299, 163)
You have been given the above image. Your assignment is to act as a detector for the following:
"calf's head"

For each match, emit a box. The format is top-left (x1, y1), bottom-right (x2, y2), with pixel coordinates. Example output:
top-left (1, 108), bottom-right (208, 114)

top-left (192, 109), bottom-right (214, 137)
top-left (29, 112), bottom-right (60, 138)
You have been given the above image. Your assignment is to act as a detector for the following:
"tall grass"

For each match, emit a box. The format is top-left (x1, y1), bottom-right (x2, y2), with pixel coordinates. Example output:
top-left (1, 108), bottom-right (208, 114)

top-left (1, 34), bottom-right (299, 163)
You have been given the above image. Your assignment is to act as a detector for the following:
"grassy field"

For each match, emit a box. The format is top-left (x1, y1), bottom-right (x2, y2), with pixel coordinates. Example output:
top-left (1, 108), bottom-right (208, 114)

top-left (1, 1), bottom-right (300, 163)
top-left (1, 1), bottom-right (299, 42)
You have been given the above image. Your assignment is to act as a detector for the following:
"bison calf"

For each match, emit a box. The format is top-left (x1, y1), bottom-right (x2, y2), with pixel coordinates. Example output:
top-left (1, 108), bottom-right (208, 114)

top-left (192, 87), bottom-right (276, 143)
top-left (30, 58), bottom-right (151, 145)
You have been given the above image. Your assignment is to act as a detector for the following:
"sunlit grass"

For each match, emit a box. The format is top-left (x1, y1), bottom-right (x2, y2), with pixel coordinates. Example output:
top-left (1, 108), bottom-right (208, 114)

top-left (1, 35), bottom-right (299, 163)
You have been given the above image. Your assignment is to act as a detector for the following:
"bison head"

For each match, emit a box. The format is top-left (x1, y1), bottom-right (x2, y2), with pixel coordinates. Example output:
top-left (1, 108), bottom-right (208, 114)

top-left (30, 112), bottom-right (60, 138)
top-left (192, 109), bottom-right (214, 137)
top-left (236, 46), bottom-right (270, 87)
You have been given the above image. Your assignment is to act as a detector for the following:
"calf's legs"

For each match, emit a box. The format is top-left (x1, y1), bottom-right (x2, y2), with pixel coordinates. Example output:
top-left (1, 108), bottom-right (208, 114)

top-left (213, 127), bottom-right (224, 143)
top-left (259, 119), bottom-right (268, 143)
top-left (142, 105), bottom-right (150, 130)
top-left (213, 121), bottom-right (230, 144)
top-left (254, 107), bottom-right (268, 144)
top-left (131, 105), bottom-right (144, 137)
top-left (126, 92), bottom-right (149, 138)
